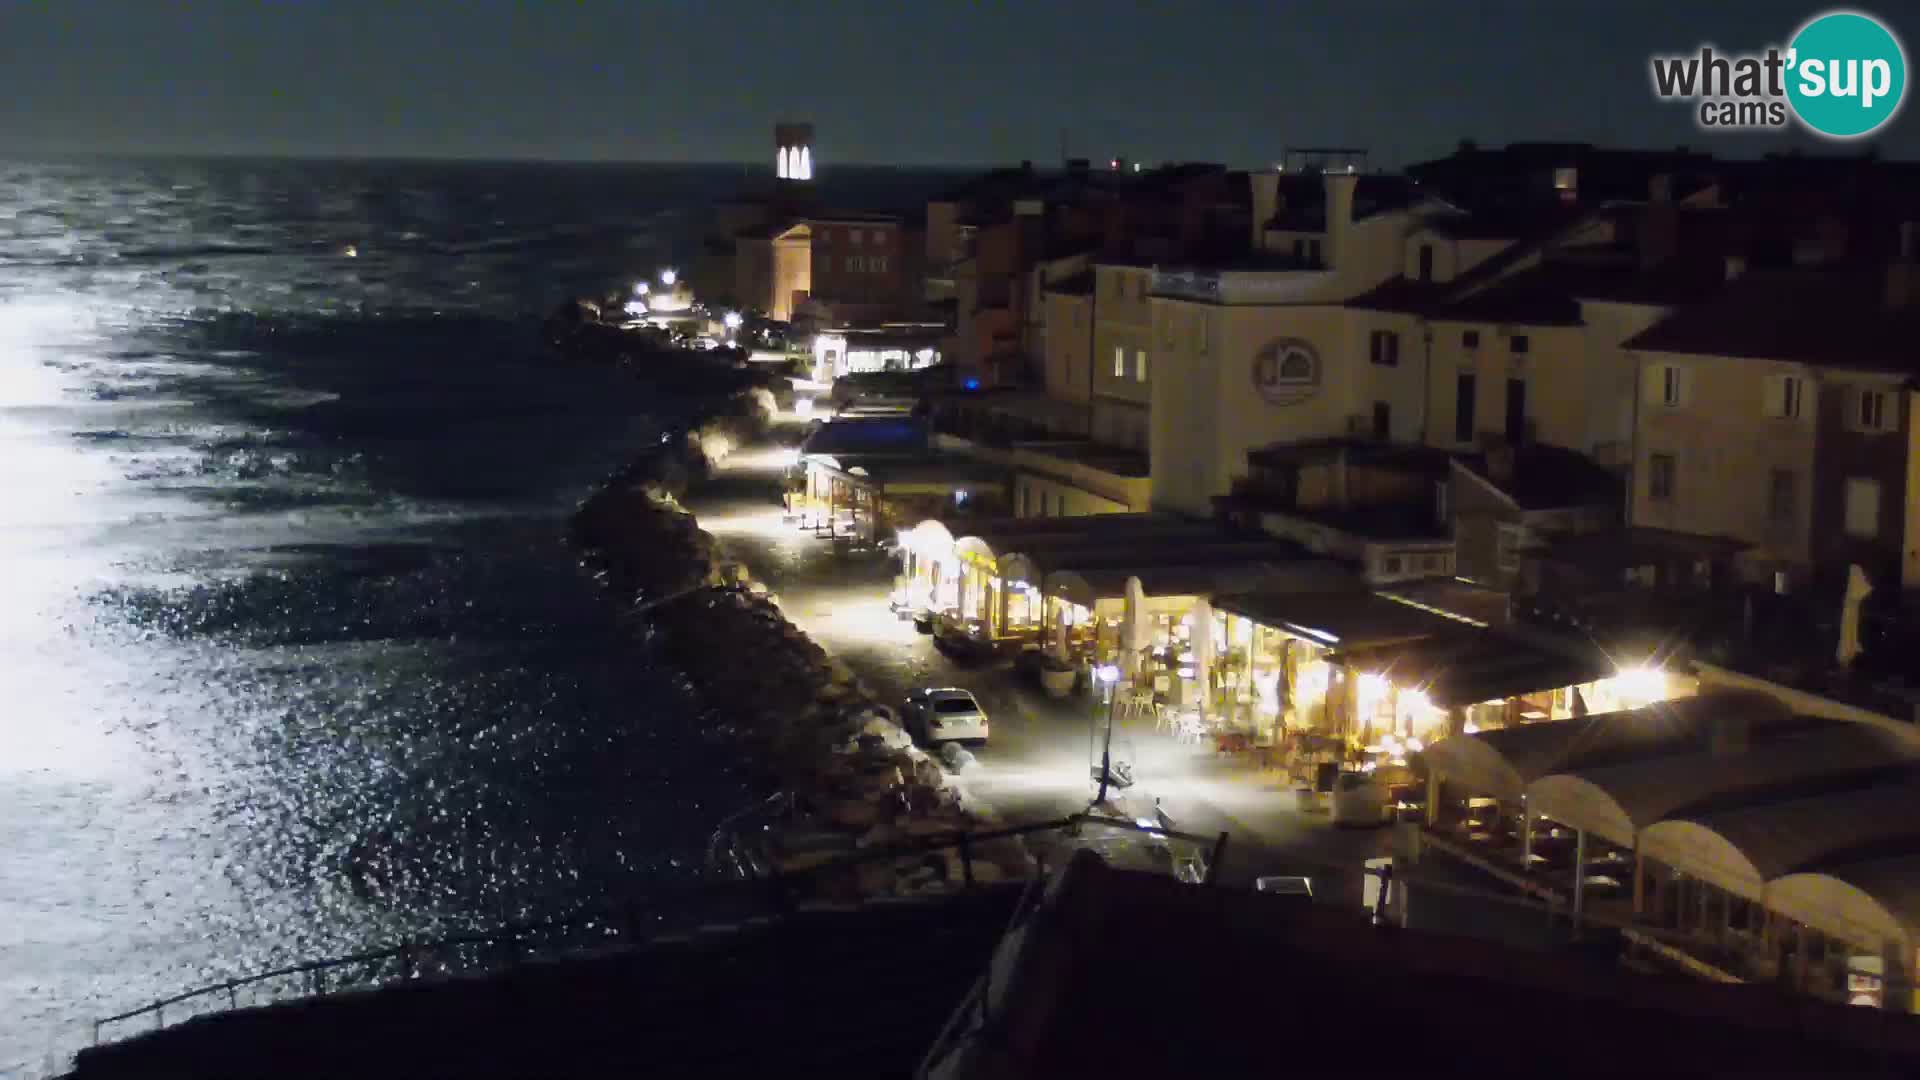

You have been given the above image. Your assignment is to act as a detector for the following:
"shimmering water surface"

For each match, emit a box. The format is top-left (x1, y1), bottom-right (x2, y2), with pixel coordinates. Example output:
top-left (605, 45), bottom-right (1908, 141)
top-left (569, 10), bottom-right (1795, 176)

top-left (0, 157), bottom-right (946, 1074)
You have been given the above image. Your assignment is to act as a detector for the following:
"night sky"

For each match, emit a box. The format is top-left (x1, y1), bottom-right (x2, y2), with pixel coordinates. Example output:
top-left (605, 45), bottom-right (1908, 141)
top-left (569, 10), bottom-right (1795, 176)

top-left (0, 0), bottom-right (1912, 165)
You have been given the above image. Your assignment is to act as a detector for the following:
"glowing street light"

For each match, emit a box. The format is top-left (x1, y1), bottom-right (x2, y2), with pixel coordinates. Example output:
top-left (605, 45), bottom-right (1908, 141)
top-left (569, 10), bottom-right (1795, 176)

top-left (659, 268), bottom-right (678, 287)
top-left (633, 281), bottom-right (650, 296)
top-left (1092, 664), bottom-right (1124, 804)
top-left (722, 311), bottom-right (744, 330)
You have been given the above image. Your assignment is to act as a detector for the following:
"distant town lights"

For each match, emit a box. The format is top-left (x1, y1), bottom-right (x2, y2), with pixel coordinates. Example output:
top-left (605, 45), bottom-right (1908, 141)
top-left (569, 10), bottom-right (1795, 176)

top-left (633, 281), bottom-right (650, 295)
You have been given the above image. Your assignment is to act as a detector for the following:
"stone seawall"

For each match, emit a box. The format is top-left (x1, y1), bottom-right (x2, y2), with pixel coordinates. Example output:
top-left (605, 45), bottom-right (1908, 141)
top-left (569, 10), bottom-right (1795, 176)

top-left (569, 393), bottom-right (1028, 901)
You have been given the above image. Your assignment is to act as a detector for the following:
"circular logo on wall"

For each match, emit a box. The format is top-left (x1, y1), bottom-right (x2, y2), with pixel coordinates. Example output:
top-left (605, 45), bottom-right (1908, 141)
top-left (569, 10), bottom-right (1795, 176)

top-left (1787, 11), bottom-right (1907, 138)
top-left (1252, 338), bottom-right (1319, 406)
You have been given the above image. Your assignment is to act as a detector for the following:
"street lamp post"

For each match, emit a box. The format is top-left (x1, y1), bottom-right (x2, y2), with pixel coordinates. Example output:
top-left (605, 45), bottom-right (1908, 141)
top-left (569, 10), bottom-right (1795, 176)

top-left (1091, 664), bottom-right (1121, 806)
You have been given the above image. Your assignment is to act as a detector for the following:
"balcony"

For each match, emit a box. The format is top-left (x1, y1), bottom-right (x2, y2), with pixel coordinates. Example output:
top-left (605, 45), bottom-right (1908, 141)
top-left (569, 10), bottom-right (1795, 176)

top-left (1150, 261), bottom-right (1331, 305)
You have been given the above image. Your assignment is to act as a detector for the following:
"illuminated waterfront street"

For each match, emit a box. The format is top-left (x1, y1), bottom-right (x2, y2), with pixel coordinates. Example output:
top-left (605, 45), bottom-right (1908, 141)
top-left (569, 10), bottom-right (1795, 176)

top-left (696, 436), bottom-right (1392, 895)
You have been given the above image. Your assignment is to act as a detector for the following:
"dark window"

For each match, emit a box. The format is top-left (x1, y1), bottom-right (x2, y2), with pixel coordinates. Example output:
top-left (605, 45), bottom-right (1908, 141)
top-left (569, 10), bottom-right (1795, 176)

top-left (1293, 238), bottom-right (1306, 260)
top-left (1768, 468), bottom-right (1795, 523)
top-left (1510, 334), bottom-right (1529, 354)
top-left (1455, 374), bottom-right (1476, 442)
top-left (1417, 244), bottom-right (1434, 282)
top-left (933, 697), bottom-right (978, 714)
top-left (1463, 330), bottom-right (1480, 348)
top-left (1372, 401), bottom-right (1391, 440)
top-left (1649, 453), bottom-right (1675, 500)
top-left (1370, 330), bottom-right (1399, 367)
top-left (1383, 556), bottom-right (1403, 574)
top-left (1505, 378), bottom-right (1527, 444)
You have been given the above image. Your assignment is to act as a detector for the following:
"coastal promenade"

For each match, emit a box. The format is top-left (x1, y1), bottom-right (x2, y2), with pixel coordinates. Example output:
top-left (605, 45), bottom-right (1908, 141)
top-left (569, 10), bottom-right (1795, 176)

top-left (693, 434), bottom-right (1390, 900)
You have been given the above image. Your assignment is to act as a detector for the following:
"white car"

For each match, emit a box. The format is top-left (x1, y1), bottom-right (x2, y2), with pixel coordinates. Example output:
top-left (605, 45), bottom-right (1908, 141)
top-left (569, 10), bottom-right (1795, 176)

top-left (903, 688), bottom-right (990, 745)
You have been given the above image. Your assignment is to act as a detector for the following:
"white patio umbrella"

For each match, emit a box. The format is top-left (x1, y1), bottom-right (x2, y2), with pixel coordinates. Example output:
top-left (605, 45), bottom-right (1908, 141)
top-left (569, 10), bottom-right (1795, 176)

top-left (1837, 563), bottom-right (1874, 669)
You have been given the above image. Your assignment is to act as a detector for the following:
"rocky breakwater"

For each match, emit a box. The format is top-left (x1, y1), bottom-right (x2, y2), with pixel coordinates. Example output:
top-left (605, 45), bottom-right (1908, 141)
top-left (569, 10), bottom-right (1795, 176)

top-left (570, 397), bottom-right (1030, 903)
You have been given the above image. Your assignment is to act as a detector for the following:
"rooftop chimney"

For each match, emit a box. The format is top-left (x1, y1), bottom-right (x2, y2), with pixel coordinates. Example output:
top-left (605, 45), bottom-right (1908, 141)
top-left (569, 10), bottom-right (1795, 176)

top-left (1250, 170), bottom-right (1281, 252)
top-left (1323, 172), bottom-right (1359, 273)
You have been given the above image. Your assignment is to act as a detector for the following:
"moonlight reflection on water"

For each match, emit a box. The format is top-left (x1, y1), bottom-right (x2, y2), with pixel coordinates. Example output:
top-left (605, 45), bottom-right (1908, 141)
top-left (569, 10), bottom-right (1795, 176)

top-left (0, 158), bottom-right (821, 1075)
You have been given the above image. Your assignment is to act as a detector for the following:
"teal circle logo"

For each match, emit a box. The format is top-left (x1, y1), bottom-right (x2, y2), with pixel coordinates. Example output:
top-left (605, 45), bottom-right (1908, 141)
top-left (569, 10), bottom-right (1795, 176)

top-left (1787, 10), bottom-right (1907, 138)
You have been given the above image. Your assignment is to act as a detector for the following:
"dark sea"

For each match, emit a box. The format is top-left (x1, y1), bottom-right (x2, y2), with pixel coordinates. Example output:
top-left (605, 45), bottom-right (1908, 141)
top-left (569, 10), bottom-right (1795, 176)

top-left (0, 156), bottom-right (957, 1076)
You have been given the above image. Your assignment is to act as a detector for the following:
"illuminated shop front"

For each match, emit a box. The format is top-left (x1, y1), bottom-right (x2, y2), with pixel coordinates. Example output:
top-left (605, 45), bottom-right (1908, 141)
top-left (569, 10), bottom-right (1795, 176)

top-left (812, 328), bottom-right (944, 383)
top-left (797, 455), bottom-right (1006, 545)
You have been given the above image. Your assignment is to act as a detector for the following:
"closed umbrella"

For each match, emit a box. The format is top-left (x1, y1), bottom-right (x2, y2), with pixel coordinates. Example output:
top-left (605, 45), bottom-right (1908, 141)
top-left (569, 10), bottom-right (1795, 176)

top-left (1191, 597), bottom-right (1214, 721)
top-left (1121, 576), bottom-right (1147, 680)
top-left (1837, 563), bottom-right (1874, 669)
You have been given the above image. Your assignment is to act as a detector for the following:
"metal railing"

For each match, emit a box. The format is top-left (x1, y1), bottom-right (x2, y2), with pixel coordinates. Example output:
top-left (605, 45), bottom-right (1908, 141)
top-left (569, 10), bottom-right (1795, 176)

top-left (91, 811), bottom-right (1225, 1048)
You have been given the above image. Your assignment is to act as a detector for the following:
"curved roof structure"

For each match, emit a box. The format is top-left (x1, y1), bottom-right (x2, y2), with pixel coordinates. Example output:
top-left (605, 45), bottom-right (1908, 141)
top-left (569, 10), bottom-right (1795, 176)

top-left (1639, 777), bottom-right (1920, 901)
top-left (1769, 856), bottom-right (1920, 951)
top-left (1424, 690), bottom-right (1800, 802)
top-left (1528, 724), bottom-right (1920, 851)
top-left (900, 519), bottom-right (957, 559)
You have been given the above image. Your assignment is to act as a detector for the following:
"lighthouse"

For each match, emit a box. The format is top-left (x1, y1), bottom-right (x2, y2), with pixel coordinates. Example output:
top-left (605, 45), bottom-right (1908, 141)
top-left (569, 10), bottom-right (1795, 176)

top-left (775, 121), bottom-right (815, 183)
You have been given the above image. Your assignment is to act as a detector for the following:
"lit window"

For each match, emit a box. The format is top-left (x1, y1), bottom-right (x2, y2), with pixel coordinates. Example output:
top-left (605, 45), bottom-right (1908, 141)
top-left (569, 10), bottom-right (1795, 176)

top-left (1648, 453), bottom-right (1676, 500)
top-left (1113, 346), bottom-right (1125, 378)
top-left (1136, 349), bottom-right (1149, 382)
top-left (1845, 477), bottom-right (1881, 537)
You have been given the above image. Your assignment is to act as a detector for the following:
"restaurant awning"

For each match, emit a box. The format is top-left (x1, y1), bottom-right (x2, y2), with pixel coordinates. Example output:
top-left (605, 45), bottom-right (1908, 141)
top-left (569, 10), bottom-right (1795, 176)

top-left (1330, 631), bottom-right (1614, 709)
top-left (1044, 559), bottom-right (1346, 611)
top-left (1212, 589), bottom-right (1457, 649)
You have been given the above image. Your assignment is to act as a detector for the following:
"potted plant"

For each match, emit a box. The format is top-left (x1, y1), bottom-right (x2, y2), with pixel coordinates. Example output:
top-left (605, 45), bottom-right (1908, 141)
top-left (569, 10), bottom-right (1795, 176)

top-left (1038, 653), bottom-right (1077, 698)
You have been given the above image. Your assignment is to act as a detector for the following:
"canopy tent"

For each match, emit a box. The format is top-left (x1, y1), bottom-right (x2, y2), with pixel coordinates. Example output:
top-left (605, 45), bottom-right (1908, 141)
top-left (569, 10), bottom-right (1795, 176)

top-left (1529, 725), bottom-right (1920, 852)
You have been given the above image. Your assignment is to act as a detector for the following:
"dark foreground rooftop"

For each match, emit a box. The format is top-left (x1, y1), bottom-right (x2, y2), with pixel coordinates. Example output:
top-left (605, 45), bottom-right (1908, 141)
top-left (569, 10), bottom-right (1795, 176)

top-left (71, 851), bottom-right (1920, 1079)
top-left (70, 886), bottom-right (1024, 1080)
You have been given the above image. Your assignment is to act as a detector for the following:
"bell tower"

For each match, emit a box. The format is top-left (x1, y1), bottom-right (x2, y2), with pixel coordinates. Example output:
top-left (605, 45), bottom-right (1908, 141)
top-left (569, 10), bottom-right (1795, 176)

top-left (775, 121), bottom-right (815, 182)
